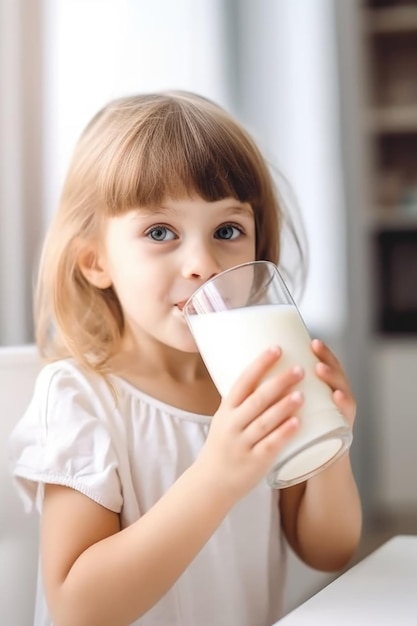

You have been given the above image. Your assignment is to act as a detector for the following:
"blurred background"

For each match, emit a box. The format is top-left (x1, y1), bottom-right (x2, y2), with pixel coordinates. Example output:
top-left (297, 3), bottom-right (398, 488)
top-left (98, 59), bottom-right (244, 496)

top-left (1, 0), bottom-right (416, 611)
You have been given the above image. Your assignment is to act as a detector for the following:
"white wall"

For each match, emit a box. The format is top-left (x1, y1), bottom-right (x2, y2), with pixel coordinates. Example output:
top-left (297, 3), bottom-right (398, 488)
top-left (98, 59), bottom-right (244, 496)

top-left (42, 0), bottom-right (230, 221)
top-left (229, 0), bottom-right (347, 336)
top-left (0, 0), bottom-right (27, 343)
top-left (0, 0), bottom-right (44, 344)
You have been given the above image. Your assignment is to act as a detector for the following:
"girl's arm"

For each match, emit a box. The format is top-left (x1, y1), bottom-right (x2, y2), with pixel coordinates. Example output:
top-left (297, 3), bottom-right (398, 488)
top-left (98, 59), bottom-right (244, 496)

top-left (280, 339), bottom-right (362, 571)
top-left (41, 347), bottom-right (304, 626)
top-left (42, 467), bottom-right (234, 626)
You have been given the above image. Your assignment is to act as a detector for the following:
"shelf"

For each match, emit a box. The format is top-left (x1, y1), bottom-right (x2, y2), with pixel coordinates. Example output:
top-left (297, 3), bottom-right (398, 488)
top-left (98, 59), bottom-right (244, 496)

top-left (366, 106), bottom-right (417, 132)
top-left (365, 6), bottom-right (417, 33)
top-left (366, 208), bottom-right (417, 229)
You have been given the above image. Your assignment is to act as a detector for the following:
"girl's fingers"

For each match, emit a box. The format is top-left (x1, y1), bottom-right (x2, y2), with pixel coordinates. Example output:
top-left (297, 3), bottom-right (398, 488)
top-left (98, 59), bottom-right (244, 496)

top-left (333, 389), bottom-right (356, 427)
top-left (252, 414), bottom-right (300, 459)
top-left (244, 390), bottom-right (303, 447)
top-left (313, 340), bottom-right (356, 426)
top-left (313, 340), bottom-right (350, 391)
top-left (237, 364), bottom-right (304, 428)
top-left (312, 338), bottom-right (340, 368)
top-left (226, 346), bottom-right (283, 407)
top-left (315, 358), bottom-right (353, 403)
top-left (315, 361), bottom-right (346, 392)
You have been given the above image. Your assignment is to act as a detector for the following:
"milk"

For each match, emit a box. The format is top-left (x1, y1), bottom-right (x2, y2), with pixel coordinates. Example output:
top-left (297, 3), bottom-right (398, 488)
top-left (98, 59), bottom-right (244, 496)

top-left (188, 304), bottom-right (351, 486)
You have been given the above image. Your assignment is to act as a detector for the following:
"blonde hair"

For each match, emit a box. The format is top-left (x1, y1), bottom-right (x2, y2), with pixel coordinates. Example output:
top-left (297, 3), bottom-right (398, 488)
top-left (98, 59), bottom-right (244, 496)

top-left (35, 91), bottom-right (305, 372)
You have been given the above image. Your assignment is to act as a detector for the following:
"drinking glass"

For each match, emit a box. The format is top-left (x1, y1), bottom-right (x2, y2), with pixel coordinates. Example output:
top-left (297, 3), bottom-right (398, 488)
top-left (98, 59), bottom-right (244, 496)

top-left (183, 260), bottom-right (352, 489)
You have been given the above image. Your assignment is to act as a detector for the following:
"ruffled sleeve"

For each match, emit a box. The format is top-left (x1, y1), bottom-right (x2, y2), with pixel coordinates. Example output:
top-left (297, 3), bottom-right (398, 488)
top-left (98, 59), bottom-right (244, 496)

top-left (8, 361), bottom-right (123, 514)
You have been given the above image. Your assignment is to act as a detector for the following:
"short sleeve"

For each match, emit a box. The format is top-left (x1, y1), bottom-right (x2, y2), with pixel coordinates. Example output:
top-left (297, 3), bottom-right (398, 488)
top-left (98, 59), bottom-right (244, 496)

top-left (8, 361), bottom-right (123, 514)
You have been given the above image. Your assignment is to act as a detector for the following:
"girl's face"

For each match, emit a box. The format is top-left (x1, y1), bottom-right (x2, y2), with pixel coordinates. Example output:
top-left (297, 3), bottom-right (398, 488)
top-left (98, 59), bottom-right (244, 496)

top-left (97, 195), bottom-right (256, 353)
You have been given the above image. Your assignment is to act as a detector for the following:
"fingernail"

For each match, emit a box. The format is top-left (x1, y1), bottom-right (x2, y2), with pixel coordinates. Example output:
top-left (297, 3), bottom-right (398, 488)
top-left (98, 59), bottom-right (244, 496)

top-left (269, 346), bottom-right (281, 355)
top-left (292, 365), bottom-right (304, 377)
top-left (291, 390), bottom-right (303, 403)
top-left (317, 362), bottom-right (329, 374)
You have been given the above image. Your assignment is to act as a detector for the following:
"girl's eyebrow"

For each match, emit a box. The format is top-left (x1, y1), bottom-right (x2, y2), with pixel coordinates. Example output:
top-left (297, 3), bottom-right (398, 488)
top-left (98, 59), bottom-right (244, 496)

top-left (129, 203), bottom-right (254, 220)
top-left (128, 207), bottom-right (172, 220)
top-left (224, 205), bottom-right (254, 219)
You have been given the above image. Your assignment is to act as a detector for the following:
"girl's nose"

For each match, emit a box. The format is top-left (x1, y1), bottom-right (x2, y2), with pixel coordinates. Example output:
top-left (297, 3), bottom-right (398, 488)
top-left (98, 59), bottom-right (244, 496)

top-left (181, 245), bottom-right (221, 281)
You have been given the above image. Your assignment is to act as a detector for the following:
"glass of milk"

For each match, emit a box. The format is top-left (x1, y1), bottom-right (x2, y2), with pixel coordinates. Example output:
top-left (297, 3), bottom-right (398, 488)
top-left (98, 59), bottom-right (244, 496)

top-left (183, 260), bottom-right (352, 489)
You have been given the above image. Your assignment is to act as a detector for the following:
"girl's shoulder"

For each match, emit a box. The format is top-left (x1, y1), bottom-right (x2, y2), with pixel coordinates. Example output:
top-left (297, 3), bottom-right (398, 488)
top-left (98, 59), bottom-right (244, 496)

top-left (34, 358), bottom-right (109, 396)
top-left (27, 358), bottom-right (119, 425)
top-left (34, 358), bottom-right (211, 425)
top-left (9, 358), bottom-right (125, 513)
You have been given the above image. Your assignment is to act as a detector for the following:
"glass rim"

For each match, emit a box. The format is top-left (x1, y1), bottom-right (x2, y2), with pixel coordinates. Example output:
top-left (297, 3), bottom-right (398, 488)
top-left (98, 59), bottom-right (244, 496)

top-left (183, 260), bottom-right (280, 316)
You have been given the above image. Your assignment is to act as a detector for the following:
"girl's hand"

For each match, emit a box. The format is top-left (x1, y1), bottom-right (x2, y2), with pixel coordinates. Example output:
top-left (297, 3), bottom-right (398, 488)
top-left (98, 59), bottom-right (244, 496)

top-left (312, 339), bottom-right (356, 428)
top-left (197, 347), bottom-right (304, 499)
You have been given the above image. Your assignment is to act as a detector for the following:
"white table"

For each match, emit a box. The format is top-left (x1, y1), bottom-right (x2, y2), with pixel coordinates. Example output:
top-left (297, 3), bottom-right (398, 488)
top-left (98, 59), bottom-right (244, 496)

top-left (276, 535), bottom-right (417, 625)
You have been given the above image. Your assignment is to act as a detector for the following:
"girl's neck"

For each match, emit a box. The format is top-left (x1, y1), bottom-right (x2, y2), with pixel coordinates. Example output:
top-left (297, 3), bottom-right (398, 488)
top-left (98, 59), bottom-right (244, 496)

top-left (112, 332), bottom-right (207, 383)
top-left (107, 331), bottom-right (221, 415)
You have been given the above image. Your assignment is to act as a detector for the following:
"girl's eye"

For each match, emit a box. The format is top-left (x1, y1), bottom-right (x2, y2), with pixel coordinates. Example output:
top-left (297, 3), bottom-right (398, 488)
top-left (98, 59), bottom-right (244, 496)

top-left (146, 226), bottom-right (176, 242)
top-left (215, 224), bottom-right (244, 241)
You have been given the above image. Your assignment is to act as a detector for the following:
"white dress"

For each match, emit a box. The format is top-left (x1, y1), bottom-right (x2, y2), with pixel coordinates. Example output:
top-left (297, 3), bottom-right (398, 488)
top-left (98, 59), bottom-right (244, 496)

top-left (8, 359), bottom-right (287, 626)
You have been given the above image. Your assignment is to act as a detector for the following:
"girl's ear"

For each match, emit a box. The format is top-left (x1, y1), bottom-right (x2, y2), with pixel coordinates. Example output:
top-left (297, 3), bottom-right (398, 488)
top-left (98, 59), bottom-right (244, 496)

top-left (77, 242), bottom-right (112, 289)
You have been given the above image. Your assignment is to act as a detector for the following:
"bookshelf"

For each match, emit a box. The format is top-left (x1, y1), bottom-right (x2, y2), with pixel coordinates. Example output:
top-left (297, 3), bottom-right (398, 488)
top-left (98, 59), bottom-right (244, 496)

top-left (358, 0), bottom-right (417, 517)
top-left (363, 0), bottom-right (417, 225)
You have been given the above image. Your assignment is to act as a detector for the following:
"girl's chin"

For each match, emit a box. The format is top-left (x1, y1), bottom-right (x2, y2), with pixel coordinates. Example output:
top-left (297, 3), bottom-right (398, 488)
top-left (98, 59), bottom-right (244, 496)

top-left (171, 340), bottom-right (200, 354)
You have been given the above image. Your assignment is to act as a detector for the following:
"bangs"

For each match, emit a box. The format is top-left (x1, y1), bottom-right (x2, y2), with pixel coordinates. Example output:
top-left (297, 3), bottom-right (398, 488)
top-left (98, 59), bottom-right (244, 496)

top-left (90, 95), bottom-right (264, 215)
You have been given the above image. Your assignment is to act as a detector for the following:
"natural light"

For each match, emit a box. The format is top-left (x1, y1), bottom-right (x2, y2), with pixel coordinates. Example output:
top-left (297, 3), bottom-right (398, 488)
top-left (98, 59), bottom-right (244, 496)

top-left (41, 0), bottom-right (346, 335)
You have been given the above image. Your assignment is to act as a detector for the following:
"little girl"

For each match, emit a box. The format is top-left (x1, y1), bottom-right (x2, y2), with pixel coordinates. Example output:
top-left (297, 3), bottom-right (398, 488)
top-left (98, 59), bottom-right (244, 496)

top-left (9, 91), bottom-right (361, 626)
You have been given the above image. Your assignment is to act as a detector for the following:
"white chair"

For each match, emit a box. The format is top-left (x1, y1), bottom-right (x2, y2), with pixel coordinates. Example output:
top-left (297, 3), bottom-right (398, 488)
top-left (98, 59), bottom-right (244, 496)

top-left (0, 345), bottom-right (41, 626)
